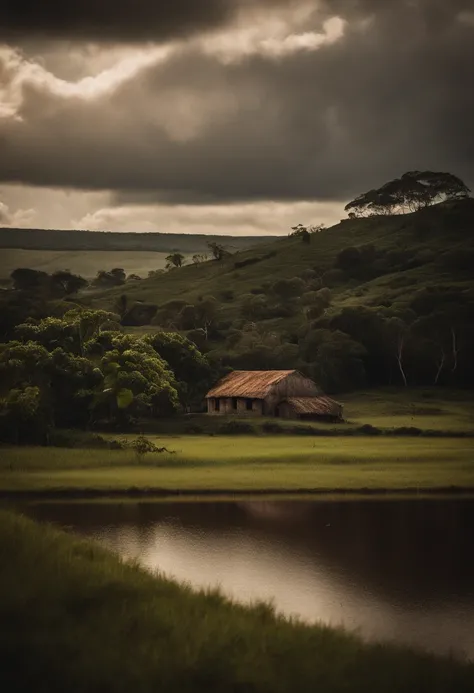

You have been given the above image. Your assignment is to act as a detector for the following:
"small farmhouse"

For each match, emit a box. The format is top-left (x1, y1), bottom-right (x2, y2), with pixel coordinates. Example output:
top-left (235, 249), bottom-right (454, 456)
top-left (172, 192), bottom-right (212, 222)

top-left (205, 370), bottom-right (343, 421)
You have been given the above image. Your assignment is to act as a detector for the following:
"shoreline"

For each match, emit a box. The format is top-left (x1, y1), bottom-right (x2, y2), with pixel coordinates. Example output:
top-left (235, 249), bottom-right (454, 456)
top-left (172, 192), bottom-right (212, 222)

top-left (2, 484), bottom-right (474, 501)
top-left (1, 509), bottom-right (473, 692)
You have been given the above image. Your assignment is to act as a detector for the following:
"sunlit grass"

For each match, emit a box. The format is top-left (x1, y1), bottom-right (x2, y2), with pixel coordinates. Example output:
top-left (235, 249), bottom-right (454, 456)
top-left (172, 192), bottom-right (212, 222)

top-left (1, 436), bottom-right (473, 493)
top-left (0, 510), bottom-right (472, 693)
top-left (341, 388), bottom-right (474, 431)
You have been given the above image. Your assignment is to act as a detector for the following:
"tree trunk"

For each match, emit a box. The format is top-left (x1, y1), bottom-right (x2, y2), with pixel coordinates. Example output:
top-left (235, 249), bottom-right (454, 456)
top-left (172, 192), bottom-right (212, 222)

top-left (396, 336), bottom-right (408, 387)
top-left (434, 349), bottom-right (445, 385)
top-left (451, 328), bottom-right (458, 373)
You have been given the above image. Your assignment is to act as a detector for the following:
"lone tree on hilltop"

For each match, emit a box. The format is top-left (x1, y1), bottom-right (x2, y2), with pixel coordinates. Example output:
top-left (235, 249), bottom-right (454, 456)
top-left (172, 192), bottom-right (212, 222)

top-left (345, 171), bottom-right (471, 218)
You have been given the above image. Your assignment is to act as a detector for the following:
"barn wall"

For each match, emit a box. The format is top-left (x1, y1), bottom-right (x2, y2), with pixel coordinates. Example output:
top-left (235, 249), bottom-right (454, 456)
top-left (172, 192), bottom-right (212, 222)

top-left (276, 402), bottom-right (294, 419)
top-left (207, 398), bottom-right (217, 414)
top-left (207, 397), bottom-right (263, 416)
top-left (263, 373), bottom-right (320, 415)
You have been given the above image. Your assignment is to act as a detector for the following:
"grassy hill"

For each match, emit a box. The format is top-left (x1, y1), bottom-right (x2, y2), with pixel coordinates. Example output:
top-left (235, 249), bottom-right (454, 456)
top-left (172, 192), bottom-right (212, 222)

top-left (3, 200), bottom-right (472, 394)
top-left (88, 199), bottom-right (474, 316)
top-left (81, 199), bottom-right (474, 392)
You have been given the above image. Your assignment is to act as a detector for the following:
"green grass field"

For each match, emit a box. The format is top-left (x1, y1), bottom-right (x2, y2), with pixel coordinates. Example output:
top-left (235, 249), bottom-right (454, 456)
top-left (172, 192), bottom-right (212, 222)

top-left (137, 388), bottom-right (474, 436)
top-left (341, 388), bottom-right (474, 431)
top-left (0, 248), bottom-right (187, 279)
top-left (0, 510), bottom-right (472, 693)
top-left (1, 436), bottom-right (473, 494)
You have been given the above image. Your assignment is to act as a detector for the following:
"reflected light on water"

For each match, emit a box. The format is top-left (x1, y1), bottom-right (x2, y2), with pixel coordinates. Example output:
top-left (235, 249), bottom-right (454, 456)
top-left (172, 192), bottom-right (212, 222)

top-left (25, 497), bottom-right (474, 660)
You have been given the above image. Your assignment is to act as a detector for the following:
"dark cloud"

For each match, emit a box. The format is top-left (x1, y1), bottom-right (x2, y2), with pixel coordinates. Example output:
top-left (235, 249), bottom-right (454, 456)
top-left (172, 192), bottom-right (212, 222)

top-left (0, 0), bottom-right (266, 42)
top-left (1, 0), bottom-right (473, 204)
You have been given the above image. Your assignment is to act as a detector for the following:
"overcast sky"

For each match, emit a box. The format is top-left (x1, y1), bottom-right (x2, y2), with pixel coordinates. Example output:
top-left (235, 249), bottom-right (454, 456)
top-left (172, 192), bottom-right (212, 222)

top-left (1, 0), bottom-right (473, 235)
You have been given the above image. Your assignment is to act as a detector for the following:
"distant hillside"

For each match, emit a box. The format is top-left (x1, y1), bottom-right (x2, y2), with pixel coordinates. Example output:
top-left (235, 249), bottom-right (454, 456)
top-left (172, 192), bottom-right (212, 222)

top-left (0, 228), bottom-right (279, 253)
top-left (85, 198), bottom-right (474, 391)
top-left (89, 199), bottom-right (474, 310)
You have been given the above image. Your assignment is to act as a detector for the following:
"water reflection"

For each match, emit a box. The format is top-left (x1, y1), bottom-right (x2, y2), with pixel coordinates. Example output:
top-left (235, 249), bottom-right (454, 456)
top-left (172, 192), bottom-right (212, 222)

top-left (25, 497), bottom-right (474, 659)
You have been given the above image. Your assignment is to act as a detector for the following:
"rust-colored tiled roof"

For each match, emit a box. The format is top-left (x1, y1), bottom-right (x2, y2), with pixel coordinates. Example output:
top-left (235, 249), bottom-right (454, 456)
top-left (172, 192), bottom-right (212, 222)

top-left (206, 370), bottom-right (296, 399)
top-left (285, 396), bottom-right (342, 416)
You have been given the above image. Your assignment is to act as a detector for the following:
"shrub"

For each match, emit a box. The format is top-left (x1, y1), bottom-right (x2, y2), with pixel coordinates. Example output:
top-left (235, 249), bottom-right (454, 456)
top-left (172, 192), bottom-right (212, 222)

top-left (233, 251), bottom-right (276, 270)
top-left (321, 269), bottom-right (345, 287)
top-left (152, 300), bottom-right (190, 327)
top-left (335, 247), bottom-right (362, 272)
top-left (184, 424), bottom-right (204, 434)
top-left (316, 288), bottom-right (332, 307)
top-left (48, 430), bottom-right (125, 449)
top-left (261, 421), bottom-right (284, 434)
top-left (288, 425), bottom-right (323, 435)
top-left (354, 424), bottom-right (382, 436)
top-left (234, 257), bottom-right (262, 269)
top-left (241, 295), bottom-right (274, 320)
top-left (219, 289), bottom-right (235, 302)
top-left (391, 426), bottom-right (422, 436)
top-left (121, 302), bottom-right (158, 326)
top-left (300, 269), bottom-right (317, 282)
top-left (272, 277), bottom-right (306, 300)
top-left (126, 435), bottom-right (174, 462)
top-left (301, 291), bottom-right (321, 306)
top-left (305, 303), bottom-right (326, 321)
top-left (217, 420), bottom-right (256, 434)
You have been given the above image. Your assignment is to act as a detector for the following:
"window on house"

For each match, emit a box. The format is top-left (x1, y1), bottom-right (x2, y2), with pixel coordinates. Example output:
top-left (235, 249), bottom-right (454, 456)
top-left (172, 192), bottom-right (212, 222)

top-left (246, 399), bottom-right (253, 411)
top-left (232, 397), bottom-right (238, 410)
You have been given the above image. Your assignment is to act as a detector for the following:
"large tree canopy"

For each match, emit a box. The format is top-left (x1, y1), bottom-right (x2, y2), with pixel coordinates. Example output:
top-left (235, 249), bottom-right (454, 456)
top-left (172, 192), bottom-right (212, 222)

top-left (345, 171), bottom-right (470, 217)
top-left (1, 309), bottom-right (213, 442)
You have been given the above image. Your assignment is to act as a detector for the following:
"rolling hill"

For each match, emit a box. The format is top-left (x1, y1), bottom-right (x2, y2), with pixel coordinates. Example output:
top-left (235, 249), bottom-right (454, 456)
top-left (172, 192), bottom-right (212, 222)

top-left (88, 198), bottom-right (474, 316)
top-left (2, 200), bottom-right (472, 393)
top-left (81, 198), bottom-right (474, 392)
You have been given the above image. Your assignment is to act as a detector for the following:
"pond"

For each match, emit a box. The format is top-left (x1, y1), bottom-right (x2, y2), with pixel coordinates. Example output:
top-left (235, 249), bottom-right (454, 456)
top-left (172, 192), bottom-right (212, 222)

top-left (24, 496), bottom-right (474, 659)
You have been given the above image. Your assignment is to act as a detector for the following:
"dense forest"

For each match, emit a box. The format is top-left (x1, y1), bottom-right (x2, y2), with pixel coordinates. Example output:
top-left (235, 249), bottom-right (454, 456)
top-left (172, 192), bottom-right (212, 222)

top-left (1, 172), bottom-right (473, 444)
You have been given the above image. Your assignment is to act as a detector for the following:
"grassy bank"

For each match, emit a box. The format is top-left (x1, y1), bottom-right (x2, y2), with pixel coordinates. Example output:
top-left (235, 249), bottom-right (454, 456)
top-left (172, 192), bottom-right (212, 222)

top-left (1, 436), bottom-right (473, 495)
top-left (0, 510), bottom-right (472, 692)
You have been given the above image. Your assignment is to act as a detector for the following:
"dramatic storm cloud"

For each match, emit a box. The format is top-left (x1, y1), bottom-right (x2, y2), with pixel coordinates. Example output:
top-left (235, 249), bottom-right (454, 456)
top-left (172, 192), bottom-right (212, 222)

top-left (0, 0), bottom-right (257, 42)
top-left (0, 0), bottom-right (473, 233)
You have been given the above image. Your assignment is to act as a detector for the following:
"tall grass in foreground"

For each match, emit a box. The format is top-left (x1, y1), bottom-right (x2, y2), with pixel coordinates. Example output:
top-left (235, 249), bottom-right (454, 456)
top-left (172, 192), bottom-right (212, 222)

top-left (0, 510), bottom-right (473, 693)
